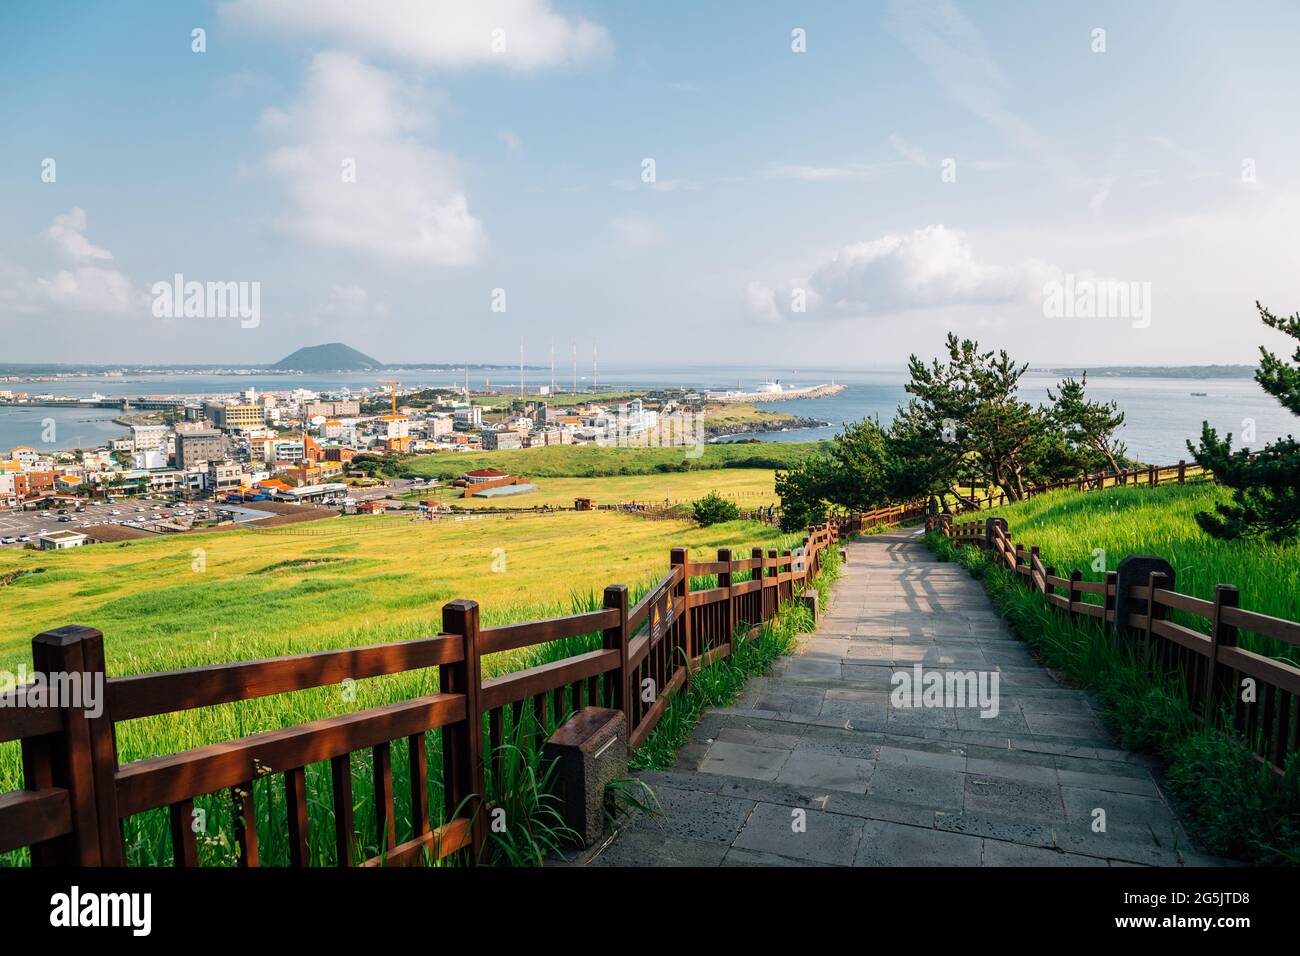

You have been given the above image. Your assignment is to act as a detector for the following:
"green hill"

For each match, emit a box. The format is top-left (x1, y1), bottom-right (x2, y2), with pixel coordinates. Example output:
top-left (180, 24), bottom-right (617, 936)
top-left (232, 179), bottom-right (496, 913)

top-left (273, 342), bottom-right (382, 371)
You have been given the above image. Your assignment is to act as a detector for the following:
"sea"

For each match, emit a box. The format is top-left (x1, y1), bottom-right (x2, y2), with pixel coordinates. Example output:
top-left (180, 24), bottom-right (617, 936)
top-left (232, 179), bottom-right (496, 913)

top-left (1, 365), bottom-right (1291, 466)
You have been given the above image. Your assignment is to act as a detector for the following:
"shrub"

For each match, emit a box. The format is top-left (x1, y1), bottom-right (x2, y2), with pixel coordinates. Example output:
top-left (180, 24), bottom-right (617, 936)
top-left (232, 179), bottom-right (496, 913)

top-left (692, 491), bottom-right (740, 526)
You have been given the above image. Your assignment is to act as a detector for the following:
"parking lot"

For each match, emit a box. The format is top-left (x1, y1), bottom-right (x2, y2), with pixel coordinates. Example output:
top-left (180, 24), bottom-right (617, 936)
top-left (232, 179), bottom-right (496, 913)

top-left (0, 497), bottom-right (217, 547)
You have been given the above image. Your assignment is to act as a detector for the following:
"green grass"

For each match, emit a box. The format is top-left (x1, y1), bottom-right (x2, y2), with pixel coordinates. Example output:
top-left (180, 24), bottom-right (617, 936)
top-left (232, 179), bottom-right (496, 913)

top-left (407, 469), bottom-right (779, 511)
top-left (400, 441), bottom-right (826, 480)
top-left (929, 505), bottom-right (1300, 865)
top-left (0, 509), bottom-right (814, 867)
top-left (988, 483), bottom-right (1300, 662)
top-left (0, 511), bottom-right (792, 670)
top-left (630, 546), bottom-right (841, 771)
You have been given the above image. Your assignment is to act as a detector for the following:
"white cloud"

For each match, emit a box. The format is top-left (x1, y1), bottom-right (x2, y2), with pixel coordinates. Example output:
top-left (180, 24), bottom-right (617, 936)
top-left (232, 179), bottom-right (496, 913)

top-left (498, 130), bottom-right (523, 151)
top-left (748, 225), bottom-right (1057, 320)
top-left (610, 217), bottom-right (665, 250)
top-left (220, 0), bottom-right (611, 71)
top-left (764, 162), bottom-right (894, 182)
top-left (0, 208), bottom-right (141, 315)
top-left (260, 51), bottom-right (486, 266)
top-left (888, 134), bottom-right (929, 168)
top-left (47, 208), bottom-right (113, 263)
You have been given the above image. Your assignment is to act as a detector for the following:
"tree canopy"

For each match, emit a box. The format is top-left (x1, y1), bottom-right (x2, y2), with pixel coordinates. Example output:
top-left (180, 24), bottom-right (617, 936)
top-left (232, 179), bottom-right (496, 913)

top-left (775, 333), bottom-right (1131, 524)
top-left (1189, 302), bottom-right (1300, 541)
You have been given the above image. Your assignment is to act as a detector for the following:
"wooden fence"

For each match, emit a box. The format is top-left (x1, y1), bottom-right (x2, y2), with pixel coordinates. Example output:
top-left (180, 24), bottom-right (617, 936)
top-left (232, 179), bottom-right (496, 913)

top-left (944, 459), bottom-right (1210, 513)
top-left (930, 513), bottom-right (1300, 776)
top-left (0, 520), bottom-right (841, 867)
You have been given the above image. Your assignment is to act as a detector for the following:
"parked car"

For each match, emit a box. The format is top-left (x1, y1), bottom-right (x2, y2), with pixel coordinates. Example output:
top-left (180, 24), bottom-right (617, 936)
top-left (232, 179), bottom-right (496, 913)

top-left (16, 535), bottom-right (30, 543)
top-left (0, 537), bottom-right (16, 545)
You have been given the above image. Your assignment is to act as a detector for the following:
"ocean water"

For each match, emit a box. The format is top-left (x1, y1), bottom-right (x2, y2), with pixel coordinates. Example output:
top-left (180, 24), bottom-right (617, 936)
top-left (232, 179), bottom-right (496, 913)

top-left (1, 366), bottom-right (1291, 464)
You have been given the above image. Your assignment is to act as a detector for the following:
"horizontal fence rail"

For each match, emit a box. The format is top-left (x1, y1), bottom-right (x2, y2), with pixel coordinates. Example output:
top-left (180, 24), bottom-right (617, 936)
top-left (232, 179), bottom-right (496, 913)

top-left (931, 513), bottom-right (1300, 776)
top-left (941, 459), bottom-right (1211, 514)
top-left (0, 518), bottom-right (846, 866)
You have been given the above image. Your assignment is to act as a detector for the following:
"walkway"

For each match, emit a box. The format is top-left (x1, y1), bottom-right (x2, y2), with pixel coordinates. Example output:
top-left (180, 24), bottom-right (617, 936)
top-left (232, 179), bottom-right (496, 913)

top-left (592, 528), bottom-right (1225, 867)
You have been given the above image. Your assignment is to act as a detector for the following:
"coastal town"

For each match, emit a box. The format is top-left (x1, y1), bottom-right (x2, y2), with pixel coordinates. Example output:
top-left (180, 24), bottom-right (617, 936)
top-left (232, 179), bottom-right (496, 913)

top-left (0, 375), bottom-right (827, 549)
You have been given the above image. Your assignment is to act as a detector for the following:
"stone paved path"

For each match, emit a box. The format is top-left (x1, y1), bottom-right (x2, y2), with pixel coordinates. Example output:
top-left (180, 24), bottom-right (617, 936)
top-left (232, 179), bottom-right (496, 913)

top-left (592, 528), bottom-right (1227, 867)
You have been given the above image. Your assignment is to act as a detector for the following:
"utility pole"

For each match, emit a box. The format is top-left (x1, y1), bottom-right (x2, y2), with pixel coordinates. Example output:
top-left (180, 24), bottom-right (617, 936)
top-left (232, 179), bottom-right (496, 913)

top-left (550, 337), bottom-right (555, 394)
top-left (593, 342), bottom-right (598, 391)
top-left (571, 340), bottom-right (577, 395)
top-left (519, 337), bottom-right (524, 401)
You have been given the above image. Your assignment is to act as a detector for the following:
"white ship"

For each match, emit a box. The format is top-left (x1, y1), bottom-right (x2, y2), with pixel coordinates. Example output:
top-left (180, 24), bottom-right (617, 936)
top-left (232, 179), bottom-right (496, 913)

top-left (756, 380), bottom-right (784, 394)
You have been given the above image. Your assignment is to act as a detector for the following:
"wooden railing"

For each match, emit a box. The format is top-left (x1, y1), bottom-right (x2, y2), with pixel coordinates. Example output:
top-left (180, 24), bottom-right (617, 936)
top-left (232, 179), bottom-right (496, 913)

top-left (931, 514), bottom-right (1300, 776)
top-left (944, 459), bottom-right (1210, 513)
top-left (838, 500), bottom-right (929, 534)
top-left (0, 520), bottom-right (840, 866)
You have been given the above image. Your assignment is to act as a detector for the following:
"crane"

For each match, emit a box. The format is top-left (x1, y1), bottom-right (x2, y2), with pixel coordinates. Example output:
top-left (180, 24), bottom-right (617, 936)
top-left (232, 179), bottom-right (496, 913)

top-left (379, 380), bottom-right (400, 417)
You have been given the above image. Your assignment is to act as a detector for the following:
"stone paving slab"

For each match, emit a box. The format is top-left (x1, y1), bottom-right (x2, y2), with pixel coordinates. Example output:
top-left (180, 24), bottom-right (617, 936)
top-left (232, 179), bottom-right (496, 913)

top-left (592, 528), bottom-right (1228, 868)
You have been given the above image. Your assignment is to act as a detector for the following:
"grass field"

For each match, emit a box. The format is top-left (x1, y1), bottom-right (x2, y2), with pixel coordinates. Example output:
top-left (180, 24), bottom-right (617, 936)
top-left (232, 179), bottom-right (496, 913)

top-left (401, 441), bottom-right (824, 480)
top-left (932, 482), bottom-right (1300, 863)
top-left (992, 482), bottom-right (1300, 657)
top-left (0, 510), bottom-right (794, 673)
top-left (415, 468), bottom-right (778, 511)
top-left (0, 508), bottom-right (810, 866)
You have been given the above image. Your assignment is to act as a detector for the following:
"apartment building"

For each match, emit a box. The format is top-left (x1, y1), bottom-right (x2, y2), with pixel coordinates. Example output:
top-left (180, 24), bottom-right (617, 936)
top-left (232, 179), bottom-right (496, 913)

top-left (207, 460), bottom-right (244, 494)
top-left (482, 430), bottom-right (524, 451)
top-left (304, 399), bottom-right (361, 418)
top-left (454, 406), bottom-right (483, 428)
top-left (175, 429), bottom-right (225, 469)
top-left (204, 401), bottom-right (265, 432)
top-left (130, 424), bottom-right (169, 452)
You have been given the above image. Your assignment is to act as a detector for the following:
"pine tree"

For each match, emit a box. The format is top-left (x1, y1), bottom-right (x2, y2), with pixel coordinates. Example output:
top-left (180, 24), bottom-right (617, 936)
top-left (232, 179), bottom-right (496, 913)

top-left (1189, 302), bottom-right (1300, 541)
top-left (1048, 374), bottom-right (1127, 476)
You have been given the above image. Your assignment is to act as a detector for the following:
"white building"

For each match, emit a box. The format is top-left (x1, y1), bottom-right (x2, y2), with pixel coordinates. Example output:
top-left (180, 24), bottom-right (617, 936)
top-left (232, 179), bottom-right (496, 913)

top-left (132, 449), bottom-right (167, 470)
top-left (130, 424), bottom-right (169, 452)
top-left (427, 414), bottom-right (453, 438)
top-left (38, 530), bottom-right (88, 550)
top-left (454, 406), bottom-right (483, 428)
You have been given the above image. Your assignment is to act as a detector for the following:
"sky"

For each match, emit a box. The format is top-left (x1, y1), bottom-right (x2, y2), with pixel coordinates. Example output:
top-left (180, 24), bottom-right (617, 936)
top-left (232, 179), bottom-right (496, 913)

top-left (2, 0), bottom-right (1299, 368)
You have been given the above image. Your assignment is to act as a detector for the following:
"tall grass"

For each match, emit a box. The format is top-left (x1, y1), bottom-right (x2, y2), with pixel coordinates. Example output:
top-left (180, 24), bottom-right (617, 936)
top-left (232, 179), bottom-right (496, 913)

top-left (401, 442), bottom-right (825, 480)
top-left (991, 483), bottom-right (1300, 663)
top-left (0, 523), bottom-right (811, 867)
top-left (930, 528), bottom-right (1300, 865)
top-left (630, 546), bottom-right (841, 771)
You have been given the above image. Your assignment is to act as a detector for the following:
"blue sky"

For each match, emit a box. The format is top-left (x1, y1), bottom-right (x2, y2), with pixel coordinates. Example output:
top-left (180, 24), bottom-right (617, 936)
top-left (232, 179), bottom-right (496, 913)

top-left (2, 0), bottom-right (1299, 367)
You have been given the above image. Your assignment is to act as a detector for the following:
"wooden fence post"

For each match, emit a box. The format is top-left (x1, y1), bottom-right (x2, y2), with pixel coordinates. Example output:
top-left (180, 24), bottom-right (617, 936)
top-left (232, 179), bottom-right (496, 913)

top-left (25, 625), bottom-right (108, 866)
top-left (602, 584), bottom-right (629, 715)
top-left (1178, 460), bottom-right (1186, 483)
top-left (1205, 585), bottom-right (1240, 721)
top-left (671, 548), bottom-right (690, 686)
top-left (1144, 571), bottom-right (1169, 655)
top-left (718, 548), bottom-right (735, 653)
top-left (1103, 571), bottom-right (1119, 630)
top-left (766, 548), bottom-right (779, 620)
top-left (439, 599), bottom-right (486, 862)
top-left (1068, 570), bottom-right (1082, 623)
